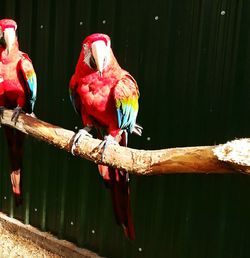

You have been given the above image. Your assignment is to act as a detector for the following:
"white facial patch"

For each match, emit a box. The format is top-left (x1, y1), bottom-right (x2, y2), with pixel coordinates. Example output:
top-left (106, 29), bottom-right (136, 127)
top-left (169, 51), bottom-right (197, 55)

top-left (83, 45), bottom-right (92, 65)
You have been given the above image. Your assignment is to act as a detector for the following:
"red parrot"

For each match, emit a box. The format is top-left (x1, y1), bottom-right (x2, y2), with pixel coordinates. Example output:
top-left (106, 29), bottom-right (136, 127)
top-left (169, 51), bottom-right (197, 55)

top-left (0, 19), bottom-right (37, 205)
top-left (69, 33), bottom-right (142, 239)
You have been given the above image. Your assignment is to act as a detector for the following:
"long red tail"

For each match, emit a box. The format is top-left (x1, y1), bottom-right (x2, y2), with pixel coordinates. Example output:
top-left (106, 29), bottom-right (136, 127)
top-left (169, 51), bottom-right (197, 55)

top-left (4, 127), bottom-right (24, 206)
top-left (98, 164), bottom-right (135, 240)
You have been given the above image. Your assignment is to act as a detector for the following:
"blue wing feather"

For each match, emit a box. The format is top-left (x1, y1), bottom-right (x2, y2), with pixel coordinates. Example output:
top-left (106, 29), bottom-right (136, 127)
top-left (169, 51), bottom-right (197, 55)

top-left (19, 53), bottom-right (37, 113)
top-left (114, 73), bottom-right (139, 133)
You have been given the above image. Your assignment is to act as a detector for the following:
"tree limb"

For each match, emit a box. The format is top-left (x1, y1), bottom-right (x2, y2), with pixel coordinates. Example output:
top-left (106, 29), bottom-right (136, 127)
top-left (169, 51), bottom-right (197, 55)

top-left (1, 109), bottom-right (249, 175)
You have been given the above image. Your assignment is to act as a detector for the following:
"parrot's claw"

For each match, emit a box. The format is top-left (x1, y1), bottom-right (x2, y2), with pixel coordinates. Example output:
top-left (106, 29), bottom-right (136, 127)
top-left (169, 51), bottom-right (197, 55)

top-left (0, 106), bottom-right (4, 126)
top-left (98, 135), bottom-right (118, 161)
top-left (11, 106), bottom-right (23, 124)
top-left (26, 112), bottom-right (37, 118)
top-left (71, 128), bottom-right (92, 155)
top-left (132, 123), bottom-right (143, 136)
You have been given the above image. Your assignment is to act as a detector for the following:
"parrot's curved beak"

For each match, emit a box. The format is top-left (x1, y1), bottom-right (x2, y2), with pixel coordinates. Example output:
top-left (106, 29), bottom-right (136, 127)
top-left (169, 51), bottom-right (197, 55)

top-left (4, 27), bottom-right (16, 55)
top-left (91, 40), bottom-right (108, 76)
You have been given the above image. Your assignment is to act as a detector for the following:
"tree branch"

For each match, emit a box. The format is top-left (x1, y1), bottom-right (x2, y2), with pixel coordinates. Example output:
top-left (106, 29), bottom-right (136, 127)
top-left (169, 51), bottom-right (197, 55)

top-left (1, 109), bottom-right (250, 175)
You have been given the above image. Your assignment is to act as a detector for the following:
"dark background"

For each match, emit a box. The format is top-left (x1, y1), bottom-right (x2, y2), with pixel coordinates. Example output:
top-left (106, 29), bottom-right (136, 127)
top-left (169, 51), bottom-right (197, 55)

top-left (0, 1), bottom-right (250, 257)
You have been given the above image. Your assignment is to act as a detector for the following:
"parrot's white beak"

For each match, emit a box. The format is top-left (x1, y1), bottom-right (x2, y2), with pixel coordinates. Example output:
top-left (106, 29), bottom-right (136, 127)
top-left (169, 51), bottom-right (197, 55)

top-left (91, 40), bottom-right (109, 76)
top-left (4, 27), bottom-right (16, 55)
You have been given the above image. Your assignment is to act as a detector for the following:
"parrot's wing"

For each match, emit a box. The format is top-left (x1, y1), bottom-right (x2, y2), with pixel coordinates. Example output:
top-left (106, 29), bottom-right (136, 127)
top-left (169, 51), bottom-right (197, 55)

top-left (114, 72), bottom-right (139, 133)
top-left (69, 75), bottom-right (81, 116)
top-left (19, 53), bottom-right (37, 113)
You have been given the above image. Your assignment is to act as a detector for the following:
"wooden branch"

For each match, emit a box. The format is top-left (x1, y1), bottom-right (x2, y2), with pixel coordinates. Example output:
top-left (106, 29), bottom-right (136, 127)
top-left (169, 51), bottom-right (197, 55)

top-left (1, 109), bottom-right (250, 175)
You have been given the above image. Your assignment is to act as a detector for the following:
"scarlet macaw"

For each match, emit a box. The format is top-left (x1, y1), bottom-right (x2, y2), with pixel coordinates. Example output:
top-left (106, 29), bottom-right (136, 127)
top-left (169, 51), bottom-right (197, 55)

top-left (69, 33), bottom-right (142, 239)
top-left (0, 19), bottom-right (37, 205)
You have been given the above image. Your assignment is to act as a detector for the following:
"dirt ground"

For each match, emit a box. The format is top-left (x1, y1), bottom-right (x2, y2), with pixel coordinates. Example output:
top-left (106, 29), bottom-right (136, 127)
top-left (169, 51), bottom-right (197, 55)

top-left (0, 224), bottom-right (61, 258)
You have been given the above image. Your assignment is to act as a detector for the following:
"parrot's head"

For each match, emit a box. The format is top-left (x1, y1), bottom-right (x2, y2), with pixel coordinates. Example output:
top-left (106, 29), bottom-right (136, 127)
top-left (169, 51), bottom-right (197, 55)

top-left (81, 33), bottom-right (111, 76)
top-left (0, 19), bottom-right (17, 55)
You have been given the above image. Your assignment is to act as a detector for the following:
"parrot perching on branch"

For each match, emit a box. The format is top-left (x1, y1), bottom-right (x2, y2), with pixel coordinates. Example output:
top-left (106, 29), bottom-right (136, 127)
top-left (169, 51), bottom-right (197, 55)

top-left (0, 19), bottom-right (37, 205)
top-left (69, 33), bottom-right (142, 239)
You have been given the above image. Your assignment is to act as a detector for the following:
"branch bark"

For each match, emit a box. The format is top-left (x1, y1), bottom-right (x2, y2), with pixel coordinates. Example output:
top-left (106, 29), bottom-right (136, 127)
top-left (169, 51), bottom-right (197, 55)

top-left (1, 109), bottom-right (250, 175)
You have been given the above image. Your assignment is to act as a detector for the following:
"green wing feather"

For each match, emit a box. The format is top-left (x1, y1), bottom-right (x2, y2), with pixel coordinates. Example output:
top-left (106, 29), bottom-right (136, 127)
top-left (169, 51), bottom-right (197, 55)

top-left (114, 72), bottom-right (139, 133)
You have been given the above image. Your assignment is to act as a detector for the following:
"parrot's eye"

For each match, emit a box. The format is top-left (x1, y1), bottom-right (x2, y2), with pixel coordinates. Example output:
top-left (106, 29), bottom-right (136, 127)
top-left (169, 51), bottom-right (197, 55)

top-left (83, 43), bottom-right (87, 49)
top-left (0, 33), bottom-right (5, 47)
top-left (90, 56), bottom-right (97, 70)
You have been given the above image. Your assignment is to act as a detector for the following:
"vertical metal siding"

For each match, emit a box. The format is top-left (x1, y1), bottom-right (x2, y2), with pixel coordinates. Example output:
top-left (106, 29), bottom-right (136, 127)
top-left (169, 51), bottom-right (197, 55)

top-left (0, 1), bottom-right (250, 257)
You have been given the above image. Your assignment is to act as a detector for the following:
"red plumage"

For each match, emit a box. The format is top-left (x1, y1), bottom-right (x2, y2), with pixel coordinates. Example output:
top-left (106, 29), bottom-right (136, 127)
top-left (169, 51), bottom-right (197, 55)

top-left (70, 33), bottom-right (142, 239)
top-left (0, 19), bottom-right (37, 205)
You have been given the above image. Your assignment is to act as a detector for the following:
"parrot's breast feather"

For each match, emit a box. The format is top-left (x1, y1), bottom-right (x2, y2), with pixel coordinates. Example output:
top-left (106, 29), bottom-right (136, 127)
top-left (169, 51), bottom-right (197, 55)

top-left (78, 82), bottom-right (113, 112)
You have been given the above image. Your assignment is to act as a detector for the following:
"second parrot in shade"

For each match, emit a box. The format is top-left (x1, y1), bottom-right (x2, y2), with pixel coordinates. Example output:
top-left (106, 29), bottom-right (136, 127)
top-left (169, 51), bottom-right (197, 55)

top-left (0, 19), bottom-right (37, 205)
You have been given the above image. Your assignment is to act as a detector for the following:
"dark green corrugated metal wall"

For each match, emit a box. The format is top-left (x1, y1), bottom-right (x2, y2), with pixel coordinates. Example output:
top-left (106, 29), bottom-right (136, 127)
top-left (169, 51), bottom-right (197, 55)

top-left (0, 1), bottom-right (250, 257)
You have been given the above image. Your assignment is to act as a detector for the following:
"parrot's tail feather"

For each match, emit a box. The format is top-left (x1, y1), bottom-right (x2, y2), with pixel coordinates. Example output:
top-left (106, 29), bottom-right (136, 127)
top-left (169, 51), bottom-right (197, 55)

top-left (99, 165), bottom-right (135, 240)
top-left (4, 127), bottom-right (25, 207)
top-left (14, 193), bottom-right (23, 207)
top-left (10, 169), bottom-right (23, 207)
top-left (10, 169), bottom-right (21, 195)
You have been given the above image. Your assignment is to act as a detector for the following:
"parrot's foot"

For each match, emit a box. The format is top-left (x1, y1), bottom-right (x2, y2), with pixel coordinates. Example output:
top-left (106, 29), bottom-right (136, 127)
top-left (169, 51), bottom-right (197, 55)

top-left (0, 106), bottom-right (4, 126)
top-left (11, 106), bottom-right (23, 124)
top-left (71, 127), bottom-right (92, 155)
top-left (98, 135), bottom-right (119, 161)
top-left (26, 112), bottom-right (37, 118)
